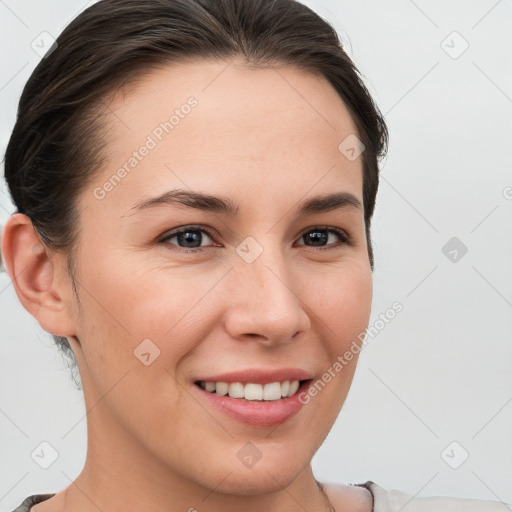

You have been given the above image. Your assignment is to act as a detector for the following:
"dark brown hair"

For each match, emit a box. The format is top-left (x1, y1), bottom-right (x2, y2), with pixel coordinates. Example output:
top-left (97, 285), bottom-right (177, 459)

top-left (3, 0), bottom-right (388, 386)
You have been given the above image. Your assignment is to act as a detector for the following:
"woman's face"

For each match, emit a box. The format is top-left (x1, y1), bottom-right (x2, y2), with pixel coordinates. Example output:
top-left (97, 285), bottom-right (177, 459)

top-left (61, 59), bottom-right (372, 494)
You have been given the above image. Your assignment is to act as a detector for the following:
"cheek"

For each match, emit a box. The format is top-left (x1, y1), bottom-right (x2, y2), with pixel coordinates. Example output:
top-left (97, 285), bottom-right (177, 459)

top-left (295, 267), bottom-right (372, 422)
top-left (307, 264), bottom-right (373, 352)
top-left (74, 257), bottom-right (220, 373)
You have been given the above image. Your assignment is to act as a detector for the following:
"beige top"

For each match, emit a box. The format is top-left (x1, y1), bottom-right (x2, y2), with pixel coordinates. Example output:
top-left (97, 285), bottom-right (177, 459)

top-left (11, 481), bottom-right (511, 511)
top-left (362, 480), bottom-right (510, 511)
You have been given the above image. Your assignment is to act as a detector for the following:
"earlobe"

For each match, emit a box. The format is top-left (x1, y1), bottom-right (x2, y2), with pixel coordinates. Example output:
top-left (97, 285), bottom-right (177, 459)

top-left (1, 212), bottom-right (77, 337)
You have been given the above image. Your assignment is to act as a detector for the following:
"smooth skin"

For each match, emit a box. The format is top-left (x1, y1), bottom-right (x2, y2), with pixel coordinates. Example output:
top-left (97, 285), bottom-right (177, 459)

top-left (2, 59), bottom-right (373, 512)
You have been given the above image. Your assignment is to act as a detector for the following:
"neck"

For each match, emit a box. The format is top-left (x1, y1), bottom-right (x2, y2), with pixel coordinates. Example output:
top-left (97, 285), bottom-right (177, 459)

top-left (59, 399), bottom-right (330, 512)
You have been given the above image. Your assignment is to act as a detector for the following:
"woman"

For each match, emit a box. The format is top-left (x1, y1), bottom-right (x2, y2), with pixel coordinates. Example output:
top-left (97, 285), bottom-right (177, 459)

top-left (1, 0), bottom-right (508, 511)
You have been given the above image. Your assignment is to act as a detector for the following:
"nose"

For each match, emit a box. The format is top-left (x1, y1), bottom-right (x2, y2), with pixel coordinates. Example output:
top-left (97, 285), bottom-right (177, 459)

top-left (222, 247), bottom-right (311, 346)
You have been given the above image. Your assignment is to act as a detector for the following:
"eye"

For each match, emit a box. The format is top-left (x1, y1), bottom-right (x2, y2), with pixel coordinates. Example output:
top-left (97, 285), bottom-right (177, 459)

top-left (159, 225), bottom-right (216, 251)
top-left (295, 226), bottom-right (351, 250)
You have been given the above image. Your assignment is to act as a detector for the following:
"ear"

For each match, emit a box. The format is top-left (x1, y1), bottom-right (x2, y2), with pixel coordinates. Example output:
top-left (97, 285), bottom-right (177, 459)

top-left (1, 213), bottom-right (77, 337)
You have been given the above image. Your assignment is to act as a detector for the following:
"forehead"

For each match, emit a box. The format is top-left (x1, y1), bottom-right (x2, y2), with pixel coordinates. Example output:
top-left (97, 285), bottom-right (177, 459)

top-left (83, 59), bottom-right (363, 217)
top-left (107, 58), bottom-right (359, 145)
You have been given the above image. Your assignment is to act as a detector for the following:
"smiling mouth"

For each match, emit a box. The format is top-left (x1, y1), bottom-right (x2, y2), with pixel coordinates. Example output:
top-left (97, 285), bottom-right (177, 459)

top-left (194, 379), bottom-right (311, 401)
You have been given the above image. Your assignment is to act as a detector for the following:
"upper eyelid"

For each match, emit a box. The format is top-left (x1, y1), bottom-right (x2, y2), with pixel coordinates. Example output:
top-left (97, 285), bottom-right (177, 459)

top-left (160, 224), bottom-right (216, 240)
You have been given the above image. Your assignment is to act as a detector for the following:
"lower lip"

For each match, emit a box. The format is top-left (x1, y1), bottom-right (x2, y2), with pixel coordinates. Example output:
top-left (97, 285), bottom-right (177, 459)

top-left (193, 380), bottom-right (313, 427)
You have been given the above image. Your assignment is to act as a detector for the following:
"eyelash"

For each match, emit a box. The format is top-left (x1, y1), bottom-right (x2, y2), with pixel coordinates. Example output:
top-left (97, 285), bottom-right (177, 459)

top-left (158, 224), bottom-right (352, 253)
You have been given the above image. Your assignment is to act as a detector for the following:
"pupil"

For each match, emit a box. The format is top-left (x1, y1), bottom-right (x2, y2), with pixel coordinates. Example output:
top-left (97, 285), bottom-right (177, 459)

top-left (306, 230), bottom-right (326, 246)
top-left (179, 230), bottom-right (201, 248)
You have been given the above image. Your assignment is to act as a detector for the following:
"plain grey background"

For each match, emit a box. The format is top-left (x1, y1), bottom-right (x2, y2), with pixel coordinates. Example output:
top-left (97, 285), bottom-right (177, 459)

top-left (1, 0), bottom-right (511, 509)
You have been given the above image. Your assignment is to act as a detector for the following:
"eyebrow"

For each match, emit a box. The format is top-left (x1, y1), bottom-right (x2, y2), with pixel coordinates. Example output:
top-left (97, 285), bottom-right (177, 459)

top-left (127, 189), bottom-right (362, 217)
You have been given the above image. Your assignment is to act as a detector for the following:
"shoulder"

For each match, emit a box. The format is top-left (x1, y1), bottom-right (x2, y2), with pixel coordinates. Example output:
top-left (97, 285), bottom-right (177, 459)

top-left (322, 481), bottom-right (511, 511)
top-left (10, 494), bottom-right (55, 512)
top-left (321, 482), bottom-right (373, 511)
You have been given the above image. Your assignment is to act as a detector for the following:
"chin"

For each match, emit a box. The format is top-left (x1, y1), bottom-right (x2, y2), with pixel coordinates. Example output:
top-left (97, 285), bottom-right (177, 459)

top-left (216, 446), bottom-right (310, 495)
top-left (209, 468), bottom-right (303, 496)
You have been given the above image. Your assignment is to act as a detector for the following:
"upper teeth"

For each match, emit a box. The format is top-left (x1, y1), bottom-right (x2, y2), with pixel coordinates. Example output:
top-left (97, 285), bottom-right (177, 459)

top-left (199, 380), bottom-right (301, 401)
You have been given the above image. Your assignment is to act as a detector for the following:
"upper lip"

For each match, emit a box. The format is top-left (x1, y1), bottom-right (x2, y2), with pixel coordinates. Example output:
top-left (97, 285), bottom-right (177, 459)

top-left (193, 368), bottom-right (314, 385)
